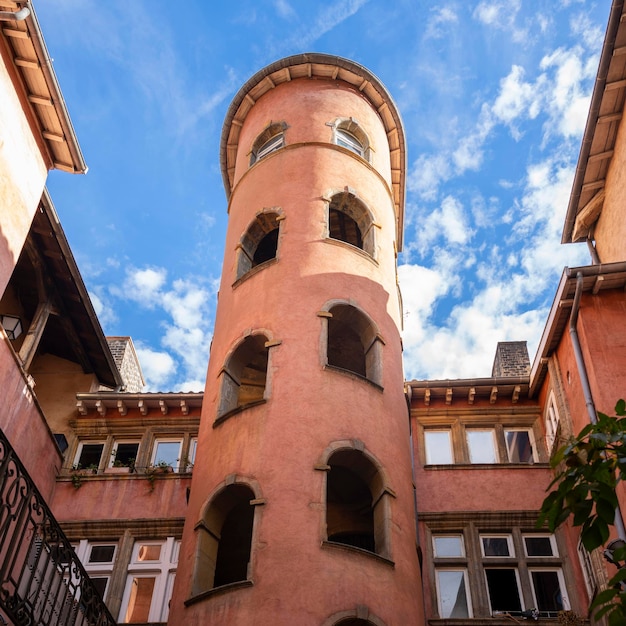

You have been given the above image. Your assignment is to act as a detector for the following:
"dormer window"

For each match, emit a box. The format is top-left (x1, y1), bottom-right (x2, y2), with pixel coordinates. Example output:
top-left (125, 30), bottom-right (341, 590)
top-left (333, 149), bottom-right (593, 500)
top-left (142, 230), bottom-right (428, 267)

top-left (335, 128), bottom-right (364, 157)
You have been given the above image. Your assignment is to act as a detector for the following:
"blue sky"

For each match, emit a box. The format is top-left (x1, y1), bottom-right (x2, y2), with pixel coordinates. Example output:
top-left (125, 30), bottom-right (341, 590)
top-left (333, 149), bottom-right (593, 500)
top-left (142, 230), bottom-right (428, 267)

top-left (38, 0), bottom-right (608, 391)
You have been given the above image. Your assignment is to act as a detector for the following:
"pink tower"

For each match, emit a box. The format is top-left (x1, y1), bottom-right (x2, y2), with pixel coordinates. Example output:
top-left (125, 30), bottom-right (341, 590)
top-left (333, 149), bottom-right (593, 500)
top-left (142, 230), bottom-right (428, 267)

top-left (169, 53), bottom-right (424, 626)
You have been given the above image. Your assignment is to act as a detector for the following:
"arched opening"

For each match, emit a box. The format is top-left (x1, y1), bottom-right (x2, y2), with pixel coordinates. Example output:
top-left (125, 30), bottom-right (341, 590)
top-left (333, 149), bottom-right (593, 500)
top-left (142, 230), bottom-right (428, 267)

top-left (218, 334), bottom-right (269, 418)
top-left (236, 212), bottom-right (280, 280)
top-left (192, 484), bottom-right (255, 595)
top-left (326, 304), bottom-right (382, 386)
top-left (331, 117), bottom-right (371, 161)
top-left (249, 122), bottom-right (286, 165)
top-left (327, 192), bottom-right (375, 257)
top-left (325, 449), bottom-right (389, 557)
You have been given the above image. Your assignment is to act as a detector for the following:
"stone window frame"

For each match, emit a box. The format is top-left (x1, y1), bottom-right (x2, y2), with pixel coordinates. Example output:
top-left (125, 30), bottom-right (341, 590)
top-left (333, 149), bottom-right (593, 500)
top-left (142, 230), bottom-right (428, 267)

top-left (322, 606), bottom-right (387, 626)
top-left (425, 518), bottom-right (573, 619)
top-left (323, 188), bottom-right (379, 260)
top-left (187, 475), bottom-right (265, 604)
top-left (215, 330), bottom-right (280, 424)
top-left (318, 300), bottom-right (384, 389)
top-left (233, 208), bottom-right (284, 285)
top-left (249, 121), bottom-right (287, 166)
top-left (420, 413), bottom-right (546, 467)
top-left (316, 440), bottom-right (395, 563)
top-left (328, 117), bottom-right (372, 162)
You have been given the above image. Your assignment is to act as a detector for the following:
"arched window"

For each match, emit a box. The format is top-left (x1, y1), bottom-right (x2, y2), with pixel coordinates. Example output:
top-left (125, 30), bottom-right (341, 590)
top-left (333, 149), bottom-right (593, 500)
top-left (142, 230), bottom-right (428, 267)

top-left (250, 122), bottom-right (286, 165)
top-left (325, 304), bottom-right (383, 387)
top-left (192, 483), bottom-right (257, 596)
top-left (327, 191), bottom-right (375, 257)
top-left (218, 334), bottom-right (269, 419)
top-left (330, 117), bottom-right (371, 161)
top-left (236, 212), bottom-right (281, 281)
top-left (324, 447), bottom-right (391, 559)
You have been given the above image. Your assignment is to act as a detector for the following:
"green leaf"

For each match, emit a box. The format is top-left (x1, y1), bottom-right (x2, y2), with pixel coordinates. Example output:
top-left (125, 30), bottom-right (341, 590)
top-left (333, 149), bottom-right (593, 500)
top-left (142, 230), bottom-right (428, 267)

top-left (572, 499), bottom-right (593, 526)
top-left (591, 587), bottom-right (620, 610)
top-left (582, 517), bottom-right (610, 551)
top-left (616, 399), bottom-right (626, 416)
top-left (597, 496), bottom-right (618, 524)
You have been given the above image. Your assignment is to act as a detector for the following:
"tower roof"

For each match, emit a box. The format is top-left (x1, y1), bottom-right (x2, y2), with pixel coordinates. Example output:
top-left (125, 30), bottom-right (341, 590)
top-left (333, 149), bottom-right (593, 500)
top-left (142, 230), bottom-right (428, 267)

top-left (220, 53), bottom-right (407, 250)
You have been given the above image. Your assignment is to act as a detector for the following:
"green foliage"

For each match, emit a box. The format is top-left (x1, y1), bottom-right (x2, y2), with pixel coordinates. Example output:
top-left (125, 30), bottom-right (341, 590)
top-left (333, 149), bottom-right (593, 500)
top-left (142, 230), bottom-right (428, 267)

top-left (538, 400), bottom-right (626, 623)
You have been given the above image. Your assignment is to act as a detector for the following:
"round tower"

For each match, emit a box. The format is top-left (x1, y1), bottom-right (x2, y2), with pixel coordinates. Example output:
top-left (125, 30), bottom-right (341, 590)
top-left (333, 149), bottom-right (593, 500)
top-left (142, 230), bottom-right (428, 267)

top-left (169, 54), bottom-right (423, 626)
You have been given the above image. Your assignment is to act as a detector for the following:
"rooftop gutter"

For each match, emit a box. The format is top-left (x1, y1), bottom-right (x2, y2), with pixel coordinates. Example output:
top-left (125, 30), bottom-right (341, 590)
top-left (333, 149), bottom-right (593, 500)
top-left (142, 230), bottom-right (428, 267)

top-left (562, 0), bottom-right (623, 243)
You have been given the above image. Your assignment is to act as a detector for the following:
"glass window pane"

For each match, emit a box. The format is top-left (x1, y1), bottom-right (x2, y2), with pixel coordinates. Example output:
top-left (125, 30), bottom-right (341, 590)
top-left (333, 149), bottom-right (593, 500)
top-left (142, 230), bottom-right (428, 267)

top-left (153, 441), bottom-right (182, 470)
top-left (89, 545), bottom-right (116, 563)
top-left (525, 536), bottom-right (554, 557)
top-left (77, 444), bottom-right (103, 468)
top-left (91, 577), bottom-right (108, 599)
top-left (436, 570), bottom-right (470, 618)
top-left (425, 431), bottom-right (453, 464)
top-left (137, 544), bottom-right (161, 562)
top-left (113, 442), bottom-right (139, 466)
top-left (124, 576), bottom-right (155, 623)
top-left (482, 536), bottom-right (511, 557)
top-left (467, 430), bottom-right (497, 463)
top-left (505, 430), bottom-right (534, 463)
top-left (531, 570), bottom-right (565, 611)
top-left (485, 568), bottom-right (522, 612)
top-left (434, 535), bottom-right (464, 557)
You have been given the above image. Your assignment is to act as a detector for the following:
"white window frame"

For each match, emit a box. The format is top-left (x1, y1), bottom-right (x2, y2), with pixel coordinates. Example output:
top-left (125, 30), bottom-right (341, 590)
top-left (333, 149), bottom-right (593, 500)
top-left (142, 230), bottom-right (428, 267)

top-left (74, 441), bottom-right (105, 469)
top-left (433, 534), bottom-right (465, 558)
top-left (523, 534), bottom-right (558, 557)
top-left (435, 568), bottom-right (473, 618)
top-left (467, 429), bottom-right (499, 464)
top-left (504, 428), bottom-right (537, 463)
top-left (255, 133), bottom-right (284, 161)
top-left (424, 430), bottom-right (454, 465)
top-left (484, 567), bottom-right (524, 613)
top-left (528, 567), bottom-right (570, 612)
top-left (109, 440), bottom-right (140, 468)
top-left (119, 537), bottom-right (179, 623)
top-left (545, 391), bottom-right (560, 452)
top-left (151, 438), bottom-right (183, 472)
top-left (74, 540), bottom-right (117, 601)
top-left (335, 128), bottom-right (364, 157)
top-left (577, 537), bottom-right (597, 599)
top-left (480, 534), bottom-right (514, 557)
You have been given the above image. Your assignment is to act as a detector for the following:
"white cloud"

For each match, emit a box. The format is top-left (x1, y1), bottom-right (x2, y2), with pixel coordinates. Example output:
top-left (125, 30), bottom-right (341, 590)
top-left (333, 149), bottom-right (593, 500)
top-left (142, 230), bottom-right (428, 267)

top-left (135, 345), bottom-right (176, 390)
top-left (425, 5), bottom-right (458, 39)
top-left (88, 290), bottom-right (117, 329)
top-left (473, 0), bottom-right (526, 42)
top-left (123, 267), bottom-right (167, 302)
top-left (274, 0), bottom-right (296, 19)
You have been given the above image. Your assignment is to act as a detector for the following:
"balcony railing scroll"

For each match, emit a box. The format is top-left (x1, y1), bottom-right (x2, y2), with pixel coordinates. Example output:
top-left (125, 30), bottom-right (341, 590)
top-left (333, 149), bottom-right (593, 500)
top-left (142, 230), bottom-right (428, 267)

top-left (0, 429), bottom-right (116, 625)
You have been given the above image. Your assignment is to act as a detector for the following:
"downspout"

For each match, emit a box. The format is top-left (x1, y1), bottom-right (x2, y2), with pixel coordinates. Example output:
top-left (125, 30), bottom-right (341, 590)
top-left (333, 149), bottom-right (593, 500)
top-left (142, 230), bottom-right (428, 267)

top-left (569, 271), bottom-right (626, 540)
top-left (0, 6), bottom-right (30, 21)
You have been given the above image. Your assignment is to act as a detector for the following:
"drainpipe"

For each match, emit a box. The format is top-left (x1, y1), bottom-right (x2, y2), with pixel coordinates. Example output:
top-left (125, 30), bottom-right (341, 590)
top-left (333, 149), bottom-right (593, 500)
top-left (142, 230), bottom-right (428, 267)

top-left (569, 271), bottom-right (626, 540)
top-left (0, 6), bottom-right (30, 21)
top-left (586, 235), bottom-right (600, 266)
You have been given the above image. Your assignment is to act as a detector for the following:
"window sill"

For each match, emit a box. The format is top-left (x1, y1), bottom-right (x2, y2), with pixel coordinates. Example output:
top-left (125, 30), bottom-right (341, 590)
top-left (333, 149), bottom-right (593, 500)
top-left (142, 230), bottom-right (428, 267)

top-left (427, 620), bottom-right (567, 626)
top-left (324, 236), bottom-right (377, 264)
top-left (184, 579), bottom-right (253, 606)
top-left (321, 540), bottom-right (394, 567)
top-left (213, 400), bottom-right (267, 428)
top-left (232, 257), bottom-right (278, 288)
top-left (325, 364), bottom-right (383, 391)
top-left (424, 463), bottom-right (550, 470)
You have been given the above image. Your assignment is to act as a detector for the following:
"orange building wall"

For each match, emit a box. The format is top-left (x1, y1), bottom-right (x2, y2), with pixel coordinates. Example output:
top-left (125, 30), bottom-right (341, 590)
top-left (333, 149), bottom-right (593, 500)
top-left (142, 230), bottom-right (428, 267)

top-left (0, 51), bottom-right (48, 295)
top-left (595, 113), bottom-right (626, 263)
top-left (170, 74), bottom-right (422, 625)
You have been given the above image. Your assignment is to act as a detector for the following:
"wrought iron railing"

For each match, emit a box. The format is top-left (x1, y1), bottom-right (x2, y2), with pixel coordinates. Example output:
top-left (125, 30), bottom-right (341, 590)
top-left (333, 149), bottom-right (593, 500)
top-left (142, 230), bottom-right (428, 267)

top-left (0, 430), bottom-right (116, 625)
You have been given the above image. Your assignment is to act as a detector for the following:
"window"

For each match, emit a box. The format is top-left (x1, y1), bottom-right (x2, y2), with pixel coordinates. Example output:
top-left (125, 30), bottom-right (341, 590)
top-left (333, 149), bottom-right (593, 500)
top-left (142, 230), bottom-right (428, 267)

top-left (192, 484), bottom-right (256, 595)
top-left (236, 212), bottom-right (281, 281)
top-left (327, 191), bottom-right (375, 256)
top-left (217, 334), bottom-right (270, 419)
top-left (151, 439), bottom-right (183, 472)
top-left (74, 540), bottom-right (117, 601)
top-left (467, 429), bottom-right (498, 463)
top-left (505, 428), bottom-right (536, 463)
top-left (325, 448), bottom-right (390, 559)
top-left (436, 569), bottom-right (471, 618)
top-left (119, 537), bottom-right (179, 623)
top-left (330, 118), bottom-right (370, 161)
top-left (431, 526), bottom-right (570, 619)
top-left (110, 441), bottom-right (139, 468)
top-left (249, 122), bottom-right (286, 165)
top-left (74, 442), bottom-right (105, 470)
top-left (577, 537), bottom-right (597, 599)
top-left (325, 304), bottom-right (382, 387)
top-left (545, 391), bottom-right (561, 453)
top-left (424, 430), bottom-right (453, 465)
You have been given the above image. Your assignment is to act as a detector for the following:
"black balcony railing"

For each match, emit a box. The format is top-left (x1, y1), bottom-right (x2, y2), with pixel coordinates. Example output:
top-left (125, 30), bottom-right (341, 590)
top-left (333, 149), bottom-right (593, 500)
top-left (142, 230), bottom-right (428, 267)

top-left (0, 429), bottom-right (116, 626)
